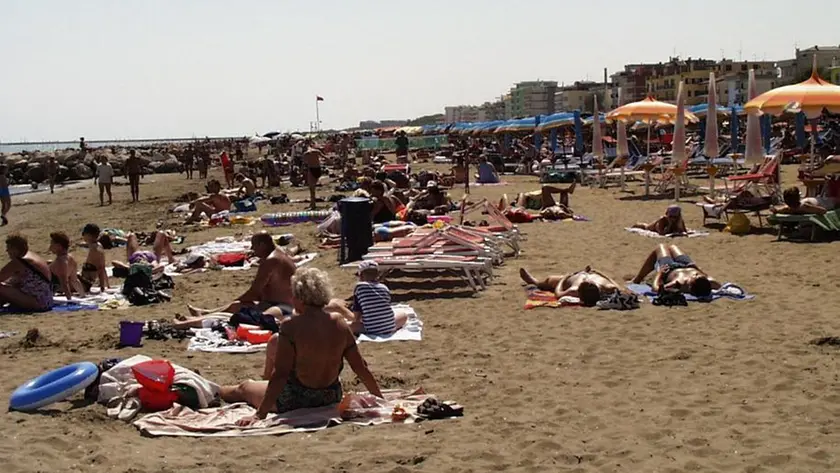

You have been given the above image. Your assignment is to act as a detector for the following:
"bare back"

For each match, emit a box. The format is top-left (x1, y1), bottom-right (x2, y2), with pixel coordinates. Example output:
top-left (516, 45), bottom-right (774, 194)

top-left (279, 310), bottom-right (355, 389)
top-left (303, 148), bottom-right (322, 168)
top-left (558, 271), bottom-right (619, 295)
top-left (259, 249), bottom-right (296, 305)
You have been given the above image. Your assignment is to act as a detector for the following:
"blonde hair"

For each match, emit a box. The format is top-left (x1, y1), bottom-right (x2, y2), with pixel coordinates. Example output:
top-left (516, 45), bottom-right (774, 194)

top-left (291, 267), bottom-right (333, 307)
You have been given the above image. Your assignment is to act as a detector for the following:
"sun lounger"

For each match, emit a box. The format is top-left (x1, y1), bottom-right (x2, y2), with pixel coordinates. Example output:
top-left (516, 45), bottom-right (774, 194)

top-left (767, 209), bottom-right (840, 241)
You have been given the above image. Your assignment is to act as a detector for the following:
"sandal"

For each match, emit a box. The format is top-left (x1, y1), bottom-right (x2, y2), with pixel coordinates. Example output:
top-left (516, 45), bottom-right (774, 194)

top-left (416, 397), bottom-right (464, 420)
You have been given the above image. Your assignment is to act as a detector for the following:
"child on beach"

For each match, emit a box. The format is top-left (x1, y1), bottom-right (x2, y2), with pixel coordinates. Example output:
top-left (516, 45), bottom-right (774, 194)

top-left (327, 261), bottom-right (407, 336)
top-left (0, 164), bottom-right (10, 225)
top-left (95, 156), bottom-right (114, 206)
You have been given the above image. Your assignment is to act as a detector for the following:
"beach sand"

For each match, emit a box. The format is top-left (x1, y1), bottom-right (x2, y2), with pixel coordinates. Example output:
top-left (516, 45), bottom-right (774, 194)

top-left (1, 164), bottom-right (838, 473)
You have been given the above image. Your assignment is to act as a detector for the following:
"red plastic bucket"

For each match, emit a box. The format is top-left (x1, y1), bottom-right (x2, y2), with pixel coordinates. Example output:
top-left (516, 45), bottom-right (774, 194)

top-left (131, 360), bottom-right (174, 392)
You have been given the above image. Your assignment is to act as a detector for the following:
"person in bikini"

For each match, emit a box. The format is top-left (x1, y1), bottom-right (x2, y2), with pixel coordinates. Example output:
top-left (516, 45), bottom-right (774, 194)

top-left (0, 234), bottom-right (54, 311)
top-left (519, 264), bottom-right (624, 307)
top-left (80, 223), bottom-right (109, 293)
top-left (631, 243), bottom-right (720, 297)
top-left (225, 268), bottom-right (384, 425)
top-left (48, 231), bottom-right (86, 300)
top-left (499, 183), bottom-right (577, 220)
top-left (633, 204), bottom-right (687, 236)
top-left (303, 141), bottom-right (326, 210)
top-left (369, 180), bottom-right (404, 224)
top-left (185, 180), bottom-right (232, 223)
top-left (110, 231), bottom-right (177, 275)
top-left (175, 233), bottom-right (297, 329)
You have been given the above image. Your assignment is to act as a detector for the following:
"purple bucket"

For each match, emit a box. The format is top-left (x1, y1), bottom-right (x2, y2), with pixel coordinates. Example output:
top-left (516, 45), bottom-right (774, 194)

top-left (119, 321), bottom-right (144, 347)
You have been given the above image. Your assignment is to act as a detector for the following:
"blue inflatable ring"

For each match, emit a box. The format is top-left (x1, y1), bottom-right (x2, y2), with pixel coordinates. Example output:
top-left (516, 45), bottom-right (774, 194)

top-left (10, 362), bottom-right (99, 411)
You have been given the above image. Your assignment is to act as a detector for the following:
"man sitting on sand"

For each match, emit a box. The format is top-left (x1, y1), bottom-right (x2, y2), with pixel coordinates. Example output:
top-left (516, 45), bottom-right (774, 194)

top-left (631, 243), bottom-right (721, 297)
top-left (519, 264), bottom-right (624, 307)
top-left (633, 204), bottom-right (687, 236)
top-left (174, 233), bottom-right (297, 329)
top-left (48, 231), bottom-right (86, 300)
top-left (231, 173), bottom-right (257, 199)
top-left (185, 180), bottom-right (232, 223)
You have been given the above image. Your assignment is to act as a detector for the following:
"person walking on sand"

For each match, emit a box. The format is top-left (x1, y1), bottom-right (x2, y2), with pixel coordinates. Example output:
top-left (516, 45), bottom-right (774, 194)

top-left (183, 144), bottom-right (195, 180)
top-left (303, 140), bottom-right (326, 210)
top-left (46, 156), bottom-right (58, 194)
top-left (95, 156), bottom-right (114, 206)
top-left (125, 150), bottom-right (143, 202)
top-left (0, 165), bottom-right (10, 226)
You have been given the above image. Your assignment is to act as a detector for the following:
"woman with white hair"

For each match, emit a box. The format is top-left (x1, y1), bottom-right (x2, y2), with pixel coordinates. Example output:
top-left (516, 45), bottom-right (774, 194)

top-left (226, 268), bottom-right (384, 425)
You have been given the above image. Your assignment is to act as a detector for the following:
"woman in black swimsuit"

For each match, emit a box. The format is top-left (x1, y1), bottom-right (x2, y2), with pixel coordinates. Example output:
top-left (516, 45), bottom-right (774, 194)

top-left (369, 180), bottom-right (401, 224)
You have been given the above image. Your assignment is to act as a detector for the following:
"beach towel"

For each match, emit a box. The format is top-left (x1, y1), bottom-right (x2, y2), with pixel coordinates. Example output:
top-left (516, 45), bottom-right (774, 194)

top-left (624, 227), bottom-right (710, 238)
top-left (357, 305), bottom-right (423, 343)
top-left (523, 286), bottom-right (581, 309)
top-left (626, 283), bottom-right (754, 303)
top-left (1, 287), bottom-right (126, 314)
top-left (187, 328), bottom-right (267, 354)
top-left (133, 388), bottom-right (447, 437)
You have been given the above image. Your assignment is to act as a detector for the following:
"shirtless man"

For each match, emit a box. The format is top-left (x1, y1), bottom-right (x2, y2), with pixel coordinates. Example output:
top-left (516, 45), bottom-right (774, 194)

top-left (631, 243), bottom-right (720, 297)
top-left (519, 264), bottom-right (623, 307)
top-left (80, 223), bottom-right (109, 292)
top-left (303, 141), bottom-right (326, 210)
top-left (46, 157), bottom-right (59, 194)
top-left (48, 231), bottom-right (86, 299)
top-left (233, 173), bottom-right (257, 198)
top-left (176, 233), bottom-right (297, 328)
top-left (125, 150), bottom-right (143, 202)
top-left (185, 179), bottom-right (232, 223)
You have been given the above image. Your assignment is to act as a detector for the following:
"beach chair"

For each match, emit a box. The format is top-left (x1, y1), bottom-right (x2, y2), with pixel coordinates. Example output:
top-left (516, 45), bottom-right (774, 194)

top-left (767, 209), bottom-right (840, 241)
top-left (653, 158), bottom-right (696, 196)
top-left (725, 155), bottom-right (780, 196)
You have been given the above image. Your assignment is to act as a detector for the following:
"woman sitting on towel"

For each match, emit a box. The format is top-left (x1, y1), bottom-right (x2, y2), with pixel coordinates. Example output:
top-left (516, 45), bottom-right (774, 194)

top-left (228, 268), bottom-right (384, 426)
top-left (369, 180), bottom-right (405, 224)
top-left (326, 261), bottom-right (408, 336)
top-left (633, 205), bottom-right (687, 236)
top-left (519, 265), bottom-right (624, 307)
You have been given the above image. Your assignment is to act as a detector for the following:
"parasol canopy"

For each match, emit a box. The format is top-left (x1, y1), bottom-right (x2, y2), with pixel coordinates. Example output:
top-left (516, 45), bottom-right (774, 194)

top-left (606, 95), bottom-right (698, 125)
top-left (744, 57), bottom-right (840, 119)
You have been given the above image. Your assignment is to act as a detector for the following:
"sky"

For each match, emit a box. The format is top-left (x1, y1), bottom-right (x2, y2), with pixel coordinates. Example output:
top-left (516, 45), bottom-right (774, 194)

top-left (1, 0), bottom-right (839, 142)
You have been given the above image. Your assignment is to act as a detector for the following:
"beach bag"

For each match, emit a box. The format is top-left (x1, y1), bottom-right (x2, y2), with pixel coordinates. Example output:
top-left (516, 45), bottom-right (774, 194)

top-left (725, 213), bottom-right (751, 235)
top-left (233, 199), bottom-right (257, 213)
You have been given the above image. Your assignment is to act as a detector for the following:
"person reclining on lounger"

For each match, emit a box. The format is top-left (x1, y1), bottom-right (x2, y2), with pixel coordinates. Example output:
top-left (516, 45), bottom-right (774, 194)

top-left (519, 264), bottom-right (623, 307)
top-left (498, 183), bottom-right (576, 220)
top-left (631, 243), bottom-right (721, 297)
top-left (773, 186), bottom-right (828, 215)
top-left (174, 233), bottom-right (297, 329)
top-left (224, 268), bottom-right (384, 425)
top-left (633, 204), bottom-right (687, 235)
top-left (185, 180), bottom-right (232, 223)
top-left (325, 261), bottom-right (408, 336)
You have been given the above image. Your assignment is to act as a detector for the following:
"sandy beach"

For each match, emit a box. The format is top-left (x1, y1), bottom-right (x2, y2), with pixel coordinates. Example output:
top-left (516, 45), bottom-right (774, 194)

top-left (1, 164), bottom-right (838, 473)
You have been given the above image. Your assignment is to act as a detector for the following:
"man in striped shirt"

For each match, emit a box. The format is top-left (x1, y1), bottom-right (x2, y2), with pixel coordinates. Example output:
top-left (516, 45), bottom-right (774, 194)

top-left (329, 261), bottom-right (407, 336)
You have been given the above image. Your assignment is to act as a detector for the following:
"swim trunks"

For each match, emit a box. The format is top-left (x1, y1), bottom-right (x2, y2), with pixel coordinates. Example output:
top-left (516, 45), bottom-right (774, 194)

top-left (275, 371), bottom-right (342, 414)
top-left (256, 301), bottom-right (294, 316)
top-left (655, 254), bottom-right (695, 272)
top-left (0, 187), bottom-right (9, 198)
top-left (307, 167), bottom-right (323, 180)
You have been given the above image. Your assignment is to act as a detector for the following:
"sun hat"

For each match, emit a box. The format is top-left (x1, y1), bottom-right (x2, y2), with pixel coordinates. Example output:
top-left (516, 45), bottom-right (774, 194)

top-left (357, 260), bottom-right (379, 275)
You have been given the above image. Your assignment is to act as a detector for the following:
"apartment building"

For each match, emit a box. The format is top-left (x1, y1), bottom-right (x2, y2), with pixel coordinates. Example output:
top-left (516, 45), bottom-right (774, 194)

top-left (555, 81), bottom-right (602, 112)
top-left (715, 71), bottom-right (778, 106)
top-left (506, 81), bottom-right (557, 118)
top-left (444, 100), bottom-right (505, 123)
top-left (779, 46), bottom-right (840, 84)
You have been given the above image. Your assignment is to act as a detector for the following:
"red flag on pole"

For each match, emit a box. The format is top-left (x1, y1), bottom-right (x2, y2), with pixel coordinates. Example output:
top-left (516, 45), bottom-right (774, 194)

top-left (316, 96), bottom-right (324, 101)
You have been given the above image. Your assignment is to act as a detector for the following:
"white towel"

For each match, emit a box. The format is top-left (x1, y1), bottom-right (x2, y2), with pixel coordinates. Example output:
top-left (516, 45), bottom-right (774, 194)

top-left (357, 305), bottom-right (423, 343)
top-left (624, 227), bottom-right (709, 238)
top-left (187, 328), bottom-right (267, 354)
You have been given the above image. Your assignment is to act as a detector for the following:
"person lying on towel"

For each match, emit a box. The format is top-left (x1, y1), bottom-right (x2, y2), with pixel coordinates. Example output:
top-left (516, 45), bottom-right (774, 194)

top-left (325, 261), bottom-right (408, 337)
top-left (225, 268), bottom-right (384, 425)
top-left (174, 233), bottom-right (297, 329)
top-left (632, 204), bottom-right (687, 235)
top-left (631, 243), bottom-right (721, 297)
top-left (498, 182), bottom-right (576, 221)
top-left (519, 264), bottom-right (624, 307)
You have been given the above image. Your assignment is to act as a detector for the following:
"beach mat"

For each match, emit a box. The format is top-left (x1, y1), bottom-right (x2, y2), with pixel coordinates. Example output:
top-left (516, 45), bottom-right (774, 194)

top-left (0, 300), bottom-right (98, 315)
top-left (134, 388), bottom-right (452, 437)
top-left (523, 285), bottom-right (581, 309)
top-left (626, 283), bottom-right (754, 303)
top-left (357, 305), bottom-right (422, 343)
top-left (624, 227), bottom-right (709, 238)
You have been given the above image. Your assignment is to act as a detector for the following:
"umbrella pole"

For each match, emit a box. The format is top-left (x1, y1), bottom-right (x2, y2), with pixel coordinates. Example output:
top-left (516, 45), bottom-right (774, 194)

top-left (810, 118), bottom-right (817, 170)
top-left (644, 122), bottom-right (652, 197)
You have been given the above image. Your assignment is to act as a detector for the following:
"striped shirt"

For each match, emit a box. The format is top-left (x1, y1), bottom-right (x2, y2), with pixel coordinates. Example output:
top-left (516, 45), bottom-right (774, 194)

top-left (352, 281), bottom-right (396, 336)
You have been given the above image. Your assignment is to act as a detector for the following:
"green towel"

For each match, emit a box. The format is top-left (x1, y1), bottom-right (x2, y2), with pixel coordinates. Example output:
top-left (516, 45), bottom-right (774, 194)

top-left (768, 210), bottom-right (840, 232)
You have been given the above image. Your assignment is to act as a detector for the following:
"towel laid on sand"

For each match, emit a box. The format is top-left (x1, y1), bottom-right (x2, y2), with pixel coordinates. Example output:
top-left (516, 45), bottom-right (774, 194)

top-left (98, 355), bottom-right (220, 422)
top-left (134, 388), bottom-right (439, 437)
top-left (1, 288), bottom-right (125, 314)
top-left (357, 305), bottom-right (423, 343)
top-left (626, 282), bottom-right (754, 302)
top-left (625, 227), bottom-right (709, 238)
top-left (523, 286), bottom-right (581, 309)
top-left (187, 327), bottom-right (267, 354)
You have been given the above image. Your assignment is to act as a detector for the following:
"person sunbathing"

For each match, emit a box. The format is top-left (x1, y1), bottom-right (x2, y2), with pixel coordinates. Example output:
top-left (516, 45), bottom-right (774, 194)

top-left (497, 183), bottom-right (576, 220)
top-left (225, 268), bottom-right (384, 425)
top-left (325, 261), bottom-right (408, 336)
top-left (370, 180), bottom-right (405, 224)
top-left (111, 231), bottom-right (177, 275)
top-left (519, 265), bottom-right (623, 307)
top-left (232, 173), bottom-right (257, 199)
top-left (48, 231), bottom-right (86, 300)
top-left (175, 233), bottom-right (296, 329)
top-left (185, 180), bottom-right (232, 223)
top-left (631, 243), bottom-right (721, 297)
top-left (773, 186), bottom-right (828, 215)
top-left (633, 204), bottom-right (687, 235)
top-left (404, 181), bottom-right (452, 216)
top-left (80, 223), bottom-right (109, 293)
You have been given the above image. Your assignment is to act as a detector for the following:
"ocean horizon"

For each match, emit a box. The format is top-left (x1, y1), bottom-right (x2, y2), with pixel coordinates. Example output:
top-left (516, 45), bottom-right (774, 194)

top-left (0, 136), bottom-right (239, 154)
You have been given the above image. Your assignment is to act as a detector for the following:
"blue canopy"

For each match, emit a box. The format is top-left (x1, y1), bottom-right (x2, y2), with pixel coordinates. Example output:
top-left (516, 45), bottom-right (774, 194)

top-left (535, 112), bottom-right (576, 131)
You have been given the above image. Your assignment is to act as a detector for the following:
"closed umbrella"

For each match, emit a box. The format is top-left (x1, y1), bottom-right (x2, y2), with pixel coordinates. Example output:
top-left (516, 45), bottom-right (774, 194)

top-left (591, 95), bottom-right (604, 186)
top-left (744, 69), bottom-right (764, 165)
top-left (672, 81), bottom-right (687, 201)
top-left (615, 87), bottom-right (631, 190)
top-left (704, 72), bottom-right (720, 197)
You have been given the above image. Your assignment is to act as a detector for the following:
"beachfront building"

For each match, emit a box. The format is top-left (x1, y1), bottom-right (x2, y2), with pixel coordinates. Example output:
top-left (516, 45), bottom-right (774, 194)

top-left (555, 81), bottom-right (602, 113)
top-left (646, 57), bottom-right (718, 104)
top-left (505, 81), bottom-right (557, 119)
top-left (444, 101), bottom-right (505, 123)
top-left (715, 71), bottom-right (778, 106)
top-left (778, 45), bottom-right (840, 84)
top-left (610, 63), bottom-right (666, 105)
top-left (830, 66), bottom-right (840, 86)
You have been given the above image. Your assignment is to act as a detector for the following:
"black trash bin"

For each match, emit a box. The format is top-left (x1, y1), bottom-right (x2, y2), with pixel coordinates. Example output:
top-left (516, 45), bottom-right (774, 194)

top-left (338, 197), bottom-right (373, 264)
